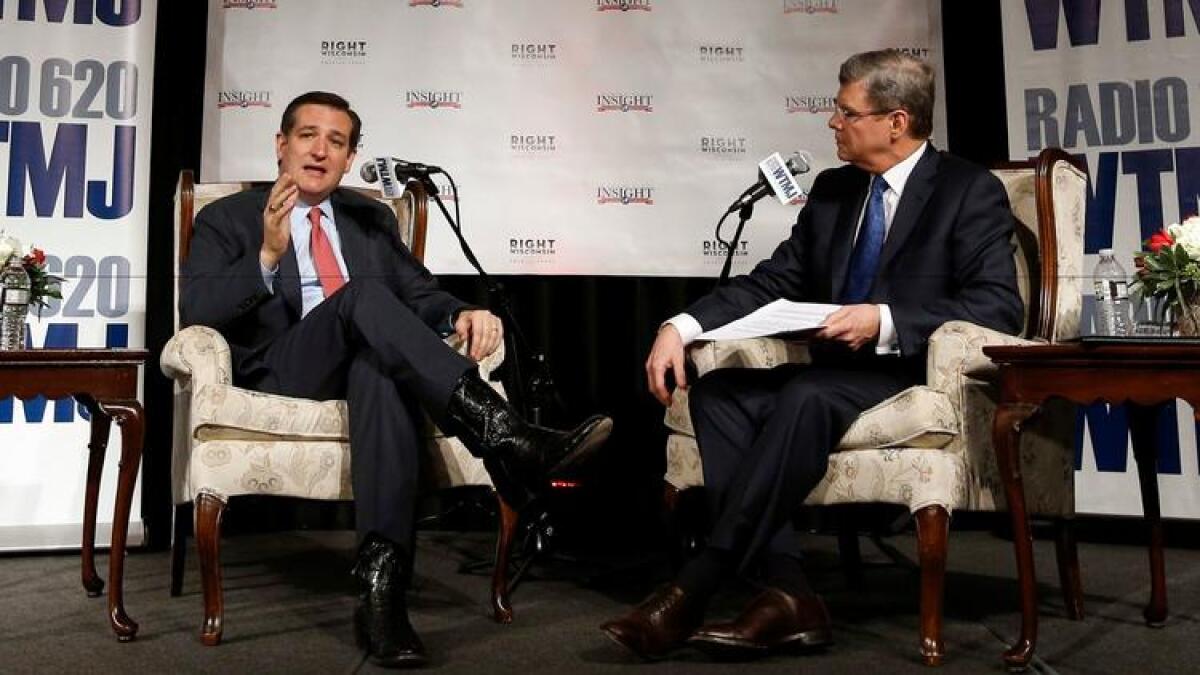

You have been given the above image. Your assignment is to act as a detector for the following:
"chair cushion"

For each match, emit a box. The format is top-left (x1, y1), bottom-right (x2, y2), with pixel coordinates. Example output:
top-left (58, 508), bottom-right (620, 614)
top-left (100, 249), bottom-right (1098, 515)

top-left (666, 384), bottom-right (956, 451)
top-left (666, 433), bottom-right (966, 513)
top-left (192, 383), bottom-right (349, 442)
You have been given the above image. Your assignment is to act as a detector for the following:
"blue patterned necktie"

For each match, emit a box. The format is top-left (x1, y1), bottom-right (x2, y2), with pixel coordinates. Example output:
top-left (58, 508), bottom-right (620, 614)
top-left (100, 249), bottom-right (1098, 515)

top-left (841, 176), bottom-right (889, 304)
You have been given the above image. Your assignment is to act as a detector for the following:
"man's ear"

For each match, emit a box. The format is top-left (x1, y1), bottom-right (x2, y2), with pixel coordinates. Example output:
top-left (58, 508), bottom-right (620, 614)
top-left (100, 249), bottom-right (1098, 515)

top-left (274, 132), bottom-right (286, 162)
top-left (343, 150), bottom-right (357, 175)
top-left (889, 110), bottom-right (910, 139)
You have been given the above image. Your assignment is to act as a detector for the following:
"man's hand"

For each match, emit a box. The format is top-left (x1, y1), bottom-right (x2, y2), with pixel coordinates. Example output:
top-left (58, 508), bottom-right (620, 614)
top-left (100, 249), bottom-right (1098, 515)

top-left (261, 173), bottom-right (299, 270)
top-left (645, 324), bottom-right (687, 407)
top-left (815, 304), bottom-right (880, 351)
top-left (455, 309), bottom-right (504, 361)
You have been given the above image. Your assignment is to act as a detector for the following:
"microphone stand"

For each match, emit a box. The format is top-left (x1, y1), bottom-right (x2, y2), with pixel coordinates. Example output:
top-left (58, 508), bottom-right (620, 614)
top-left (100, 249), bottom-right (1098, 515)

top-left (421, 171), bottom-right (573, 592)
top-left (716, 201), bottom-right (755, 287)
top-left (715, 184), bottom-right (759, 287)
top-left (421, 172), bottom-right (561, 425)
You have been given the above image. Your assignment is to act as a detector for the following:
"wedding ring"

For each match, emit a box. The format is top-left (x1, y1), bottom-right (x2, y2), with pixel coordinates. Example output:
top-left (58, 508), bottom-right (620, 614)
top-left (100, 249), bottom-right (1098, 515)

top-left (268, 203), bottom-right (279, 213)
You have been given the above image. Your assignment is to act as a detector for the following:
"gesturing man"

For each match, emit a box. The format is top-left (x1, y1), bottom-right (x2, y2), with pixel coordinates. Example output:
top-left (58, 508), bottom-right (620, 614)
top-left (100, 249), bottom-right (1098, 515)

top-left (182, 91), bottom-right (611, 668)
top-left (602, 50), bottom-right (1022, 661)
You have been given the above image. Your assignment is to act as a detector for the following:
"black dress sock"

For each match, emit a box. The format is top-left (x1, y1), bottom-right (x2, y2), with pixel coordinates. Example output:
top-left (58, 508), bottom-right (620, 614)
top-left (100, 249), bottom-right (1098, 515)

top-left (675, 548), bottom-right (735, 602)
top-left (764, 552), bottom-right (814, 598)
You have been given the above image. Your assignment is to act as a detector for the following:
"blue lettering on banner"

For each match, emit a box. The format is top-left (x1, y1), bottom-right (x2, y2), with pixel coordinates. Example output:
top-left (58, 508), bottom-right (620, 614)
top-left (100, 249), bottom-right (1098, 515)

top-left (1025, 0), bottom-right (1200, 50)
top-left (0, 322), bottom-right (128, 424)
top-left (2, 0), bottom-right (141, 25)
top-left (0, 122), bottom-right (135, 219)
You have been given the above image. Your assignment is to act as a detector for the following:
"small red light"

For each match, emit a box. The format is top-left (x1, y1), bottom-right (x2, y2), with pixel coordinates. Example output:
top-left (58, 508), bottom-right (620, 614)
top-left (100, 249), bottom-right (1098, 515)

top-left (549, 479), bottom-right (580, 490)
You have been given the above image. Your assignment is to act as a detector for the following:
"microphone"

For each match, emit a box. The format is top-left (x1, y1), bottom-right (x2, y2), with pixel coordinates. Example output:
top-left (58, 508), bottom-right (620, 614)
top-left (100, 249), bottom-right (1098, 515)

top-left (727, 151), bottom-right (812, 213)
top-left (360, 157), bottom-right (443, 197)
top-left (359, 157), bottom-right (443, 182)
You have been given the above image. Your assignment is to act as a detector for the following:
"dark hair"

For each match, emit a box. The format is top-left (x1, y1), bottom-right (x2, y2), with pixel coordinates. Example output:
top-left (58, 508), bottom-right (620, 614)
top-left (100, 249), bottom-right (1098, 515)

top-left (838, 49), bottom-right (935, 139)
top-left (280, 91), bottom-right (362, 149)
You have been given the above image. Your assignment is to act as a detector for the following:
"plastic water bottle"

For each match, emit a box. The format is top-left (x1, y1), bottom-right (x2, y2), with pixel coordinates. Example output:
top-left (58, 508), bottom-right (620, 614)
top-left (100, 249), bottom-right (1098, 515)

top-left (0, 257), bottom-right (30, 350)
top-left (1092, 248), bottom-right (1132, 336)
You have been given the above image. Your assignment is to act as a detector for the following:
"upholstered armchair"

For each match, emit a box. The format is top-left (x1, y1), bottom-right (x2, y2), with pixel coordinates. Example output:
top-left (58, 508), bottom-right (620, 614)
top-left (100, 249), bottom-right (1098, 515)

top-left (662, 148), bottom-right (1087, 666)
top-left (163, 171), bottom-right (521, 646)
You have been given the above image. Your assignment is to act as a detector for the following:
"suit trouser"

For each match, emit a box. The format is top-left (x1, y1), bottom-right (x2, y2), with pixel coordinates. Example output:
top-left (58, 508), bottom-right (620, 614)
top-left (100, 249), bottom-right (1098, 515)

top-left (252, 279), bottom-right (476, 552)
top-left (688, 359), bottom-right (919, 572)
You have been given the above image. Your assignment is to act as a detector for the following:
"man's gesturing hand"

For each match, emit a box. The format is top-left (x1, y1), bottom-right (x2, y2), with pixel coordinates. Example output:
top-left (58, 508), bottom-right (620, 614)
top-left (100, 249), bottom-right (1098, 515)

top-left (455, 309), bottom-right (504, 362)
top-left (815, 304), bottom-right (880, 351)
top-left (261, 173), bottom-right (299, 270)
top-left (646, 324), bottom-right (687, 407)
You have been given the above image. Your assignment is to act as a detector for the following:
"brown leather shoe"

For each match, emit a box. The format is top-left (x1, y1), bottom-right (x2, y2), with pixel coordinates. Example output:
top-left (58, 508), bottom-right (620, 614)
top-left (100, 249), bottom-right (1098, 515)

top-left (688, 587), bottom-right (832, 660)
top-left (600, 585), bottom-right (706, 660)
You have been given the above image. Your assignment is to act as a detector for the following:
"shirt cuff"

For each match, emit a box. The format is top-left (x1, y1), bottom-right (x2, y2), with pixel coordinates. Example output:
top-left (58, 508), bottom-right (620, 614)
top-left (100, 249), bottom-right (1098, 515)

top-left (665, 313), bottom-right (704, 346)
top-left (875, 304), bottom-right (900, 355)
top-left (260, 261), bottom-right (277, 294)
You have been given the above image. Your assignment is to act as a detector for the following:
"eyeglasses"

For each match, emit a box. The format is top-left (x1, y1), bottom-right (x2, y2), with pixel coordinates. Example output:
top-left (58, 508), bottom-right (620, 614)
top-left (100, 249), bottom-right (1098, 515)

top-left (833, 105), bottom-right (895, 122)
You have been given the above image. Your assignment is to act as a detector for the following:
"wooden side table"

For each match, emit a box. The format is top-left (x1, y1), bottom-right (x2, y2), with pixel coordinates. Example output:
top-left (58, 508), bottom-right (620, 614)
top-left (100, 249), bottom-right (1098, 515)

top-left (0, 349), bottom-right (148, 641)
top-left (984, 341), bottom-right (1200, 669)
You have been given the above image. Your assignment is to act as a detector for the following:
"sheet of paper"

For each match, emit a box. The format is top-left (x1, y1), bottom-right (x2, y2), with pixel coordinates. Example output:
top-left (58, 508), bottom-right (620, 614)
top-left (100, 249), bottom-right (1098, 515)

top-left (695, 299), bottom-right (841, 341)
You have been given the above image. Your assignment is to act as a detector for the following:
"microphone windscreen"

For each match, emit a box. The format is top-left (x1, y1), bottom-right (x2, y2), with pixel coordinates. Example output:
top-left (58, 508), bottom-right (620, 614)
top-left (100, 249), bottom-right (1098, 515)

top-left (359, 161), bottom-right (379, 183)
top-left (786, 151), bottom-right (813, 175)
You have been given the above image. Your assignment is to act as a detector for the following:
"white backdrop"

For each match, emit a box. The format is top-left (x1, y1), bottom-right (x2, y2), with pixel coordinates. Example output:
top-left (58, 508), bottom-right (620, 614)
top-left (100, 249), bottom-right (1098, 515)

top-left (1002, 2), bottom-right (1200, 517)
top-left (201, 0), bottom-right (944, 276)
top-left (0, 3), bottom-right (155, 549)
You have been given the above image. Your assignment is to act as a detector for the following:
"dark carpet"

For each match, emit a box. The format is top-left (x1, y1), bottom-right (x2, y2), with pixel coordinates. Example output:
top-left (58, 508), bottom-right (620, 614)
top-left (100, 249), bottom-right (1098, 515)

top-left (1, 523), bottom-right (1197, 674)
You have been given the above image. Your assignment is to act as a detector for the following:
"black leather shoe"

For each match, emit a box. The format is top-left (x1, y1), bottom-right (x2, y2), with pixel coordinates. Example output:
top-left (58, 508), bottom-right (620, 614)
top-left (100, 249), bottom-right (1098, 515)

top-left (350, 534), bottom-right (428, 669)
top-left (600, 585), bottom-right (707, 660)
top-left (444, 371), bottom-right (613, 510)
top-left (688, 587), bottom-right (832, 661)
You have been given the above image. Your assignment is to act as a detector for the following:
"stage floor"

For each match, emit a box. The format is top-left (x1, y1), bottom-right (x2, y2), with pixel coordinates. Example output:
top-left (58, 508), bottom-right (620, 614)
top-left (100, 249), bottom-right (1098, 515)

top-left (1, 524), bottom-right (1196, 673)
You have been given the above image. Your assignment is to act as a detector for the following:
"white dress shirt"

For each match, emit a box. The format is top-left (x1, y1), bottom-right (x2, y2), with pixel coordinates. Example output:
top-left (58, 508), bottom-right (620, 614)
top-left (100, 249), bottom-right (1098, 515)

top-left (668, 141), bottom-right (930, 356)
top-left (259, 197), bottom-right (351, 318)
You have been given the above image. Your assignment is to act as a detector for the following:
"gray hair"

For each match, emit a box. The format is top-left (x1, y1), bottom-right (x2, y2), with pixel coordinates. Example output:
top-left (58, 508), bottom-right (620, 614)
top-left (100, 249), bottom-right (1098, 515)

top-left (838, 49), bottom-right (935, 139)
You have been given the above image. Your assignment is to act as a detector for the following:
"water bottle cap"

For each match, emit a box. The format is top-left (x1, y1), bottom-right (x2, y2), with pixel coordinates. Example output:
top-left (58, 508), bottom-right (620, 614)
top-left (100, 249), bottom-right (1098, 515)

top-left (1098, 248), bottom-right (1115, 256)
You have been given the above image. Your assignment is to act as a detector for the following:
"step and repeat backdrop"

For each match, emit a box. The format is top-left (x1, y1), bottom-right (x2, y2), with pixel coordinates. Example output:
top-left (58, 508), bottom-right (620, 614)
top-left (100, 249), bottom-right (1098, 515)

top-left (1003, 2), bottom-right (1200, 517)
top-left (201, 0), bottom-right (945, 277)
top-left (0, 2), bottom-right (155, 549)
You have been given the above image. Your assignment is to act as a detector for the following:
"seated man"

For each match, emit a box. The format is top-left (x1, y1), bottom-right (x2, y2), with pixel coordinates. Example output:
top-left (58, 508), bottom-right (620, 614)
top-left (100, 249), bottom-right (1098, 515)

top-left (181, 91), bottom-right (612, 669)
top-left (602, 50), bottom-right (1021, 661)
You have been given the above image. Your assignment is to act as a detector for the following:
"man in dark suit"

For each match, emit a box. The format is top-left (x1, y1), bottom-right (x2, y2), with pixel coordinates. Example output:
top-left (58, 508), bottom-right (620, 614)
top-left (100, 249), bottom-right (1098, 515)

top-left (181, 91), bottom-right (611, 668)
top-left (602, 50), bottom-right (1022, 661)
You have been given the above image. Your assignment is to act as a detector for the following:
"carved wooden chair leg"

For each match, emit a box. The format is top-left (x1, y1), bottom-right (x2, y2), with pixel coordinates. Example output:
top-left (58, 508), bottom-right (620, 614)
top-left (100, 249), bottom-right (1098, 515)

top-left (1054, 518), bottom-right (1084, 620)
top-left (170, 502), bottom-right (190, 597)
top-left (915, 504), bottom-right (949, 667)
top-left (195, 492), bottom-right (227, 646)
top-left (491, 494), bottom-right (518, 624)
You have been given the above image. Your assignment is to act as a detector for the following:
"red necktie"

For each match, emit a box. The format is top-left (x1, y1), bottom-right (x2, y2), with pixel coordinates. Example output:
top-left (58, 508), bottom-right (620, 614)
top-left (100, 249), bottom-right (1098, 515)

top-left (308, 206), bottom-right (345, 297)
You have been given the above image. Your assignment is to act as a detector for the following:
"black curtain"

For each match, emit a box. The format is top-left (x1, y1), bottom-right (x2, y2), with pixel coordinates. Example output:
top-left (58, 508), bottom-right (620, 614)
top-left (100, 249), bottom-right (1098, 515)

top-left (140, 2), bottom-right (1008, 550)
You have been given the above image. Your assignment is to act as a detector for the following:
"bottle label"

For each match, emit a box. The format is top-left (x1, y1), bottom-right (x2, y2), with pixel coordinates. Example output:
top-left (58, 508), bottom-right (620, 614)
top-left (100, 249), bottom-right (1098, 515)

top-left (2, 289), bottom-right (30, 306)
top-left (1093, 279), bottom-right (1128, 301)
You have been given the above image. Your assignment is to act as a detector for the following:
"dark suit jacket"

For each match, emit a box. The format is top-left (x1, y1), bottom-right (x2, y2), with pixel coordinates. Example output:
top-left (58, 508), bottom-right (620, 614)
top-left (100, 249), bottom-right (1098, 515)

top-left (180, 186), bottom-right (467, 383)
top-left (687, 146), bottom-right (1023, 371)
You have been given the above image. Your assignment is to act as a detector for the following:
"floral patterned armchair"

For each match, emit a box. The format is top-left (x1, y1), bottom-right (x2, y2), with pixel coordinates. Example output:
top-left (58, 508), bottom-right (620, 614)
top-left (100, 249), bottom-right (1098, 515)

top-left (163, 171), bottom-right (521, 647)
top-left (661, 148), bottom-right (1087, 666)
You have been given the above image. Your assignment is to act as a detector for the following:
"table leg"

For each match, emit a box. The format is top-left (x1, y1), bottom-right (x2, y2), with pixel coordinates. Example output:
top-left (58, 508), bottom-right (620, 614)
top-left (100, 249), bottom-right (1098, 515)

top-left (993, 402), bottom-right (1040, 670)
top-left (1128, 403), bottom-right (1167, 626)
top-left (79, 396), bottom-right (111, 598)
top-left (99, 399), bottom-right (144, 642)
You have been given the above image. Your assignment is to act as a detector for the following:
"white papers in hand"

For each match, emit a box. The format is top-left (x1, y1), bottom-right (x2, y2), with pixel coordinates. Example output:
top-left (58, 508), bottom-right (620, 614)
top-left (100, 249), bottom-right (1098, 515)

top-left (694, 299), bottom-right (840, 341)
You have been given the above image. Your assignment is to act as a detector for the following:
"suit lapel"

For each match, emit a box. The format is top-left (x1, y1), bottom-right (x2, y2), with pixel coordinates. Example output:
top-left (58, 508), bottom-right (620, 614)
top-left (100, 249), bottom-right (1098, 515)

top-left (877, 146), bottom-right (940, 274)
top-left (830, 170), bottom-right (871, 302)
